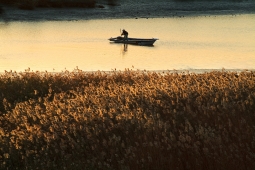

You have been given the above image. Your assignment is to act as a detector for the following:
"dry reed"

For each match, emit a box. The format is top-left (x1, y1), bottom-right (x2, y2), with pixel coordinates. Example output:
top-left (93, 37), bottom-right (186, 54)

top-left (0, 69), bottom-right (254, 170)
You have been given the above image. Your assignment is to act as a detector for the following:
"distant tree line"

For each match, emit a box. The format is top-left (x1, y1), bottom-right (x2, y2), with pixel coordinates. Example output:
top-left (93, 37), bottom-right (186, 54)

top-left (0, 0), bottom-right (119, 10)
top-left (0, 0), bottom-right (250, 10)
top-left (174, 0), bottom-right (247, 2)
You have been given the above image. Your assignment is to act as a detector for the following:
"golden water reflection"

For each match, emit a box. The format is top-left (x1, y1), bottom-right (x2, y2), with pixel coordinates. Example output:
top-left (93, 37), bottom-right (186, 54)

top-left (0, 15), bottom-right (254, 72)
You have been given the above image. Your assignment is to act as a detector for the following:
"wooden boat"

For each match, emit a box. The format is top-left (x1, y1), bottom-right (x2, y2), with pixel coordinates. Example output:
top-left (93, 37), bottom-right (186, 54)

top-left (109, 36), bottom-right (158, 46)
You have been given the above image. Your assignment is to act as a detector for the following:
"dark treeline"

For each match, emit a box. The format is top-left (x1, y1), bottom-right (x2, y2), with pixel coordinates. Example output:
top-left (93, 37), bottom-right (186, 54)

top-left (0, 0), bottom-right (118, 10)
top-left (0, 0), bottom-right (250, 10)
top-left (174, 0), bottom-right (248, 1)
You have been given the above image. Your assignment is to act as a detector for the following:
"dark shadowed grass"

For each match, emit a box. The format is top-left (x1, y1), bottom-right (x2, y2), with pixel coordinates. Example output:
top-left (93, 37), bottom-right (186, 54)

top-left (0, 69), bottom-right (255, 169)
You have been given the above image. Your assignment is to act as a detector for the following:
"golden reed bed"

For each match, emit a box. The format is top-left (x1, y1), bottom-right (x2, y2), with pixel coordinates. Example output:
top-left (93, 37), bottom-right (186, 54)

top-left (0, 69), bottom-right (254, 170)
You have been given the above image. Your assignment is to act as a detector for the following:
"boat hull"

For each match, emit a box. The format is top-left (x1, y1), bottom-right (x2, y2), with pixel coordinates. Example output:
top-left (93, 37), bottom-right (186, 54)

top-left (109, 36), bottom-right (158, 46)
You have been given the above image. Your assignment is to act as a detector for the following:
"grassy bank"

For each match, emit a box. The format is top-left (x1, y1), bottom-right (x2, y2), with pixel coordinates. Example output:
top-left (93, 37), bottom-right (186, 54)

top-left (0, 69), bottom-right (255, 169)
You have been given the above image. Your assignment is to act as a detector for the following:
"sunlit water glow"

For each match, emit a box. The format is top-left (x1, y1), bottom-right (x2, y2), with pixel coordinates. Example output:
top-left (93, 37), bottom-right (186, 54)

top-left (0, 14), bottom-right (254, 72)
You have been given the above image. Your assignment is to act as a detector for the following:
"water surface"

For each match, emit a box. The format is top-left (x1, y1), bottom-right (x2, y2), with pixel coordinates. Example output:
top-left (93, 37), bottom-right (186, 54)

top-left (0, 14), bottom-right (254, 72)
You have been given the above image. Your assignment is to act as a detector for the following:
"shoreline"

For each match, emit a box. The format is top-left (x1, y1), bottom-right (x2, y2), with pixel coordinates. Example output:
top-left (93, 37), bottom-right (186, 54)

top-left (1, 68), bottom-right (255, 75)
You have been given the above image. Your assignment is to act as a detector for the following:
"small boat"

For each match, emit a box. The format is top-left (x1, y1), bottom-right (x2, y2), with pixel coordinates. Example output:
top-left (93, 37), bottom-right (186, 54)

top-left (109, 36), bottom-right (158, 46)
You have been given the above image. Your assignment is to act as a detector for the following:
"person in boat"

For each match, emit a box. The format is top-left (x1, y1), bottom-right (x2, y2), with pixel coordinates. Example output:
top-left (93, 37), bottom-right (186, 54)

top-left (121, 29), bottom-right (128, 41)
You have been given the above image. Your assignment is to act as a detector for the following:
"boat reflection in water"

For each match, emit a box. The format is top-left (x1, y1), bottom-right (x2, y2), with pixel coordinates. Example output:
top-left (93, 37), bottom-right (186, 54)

top-left (123, 44), bottom-right (128, 52)
top-left (119, 44), bottom-right (128, 57)
top-left (109, 36), bottom-right (158, 46)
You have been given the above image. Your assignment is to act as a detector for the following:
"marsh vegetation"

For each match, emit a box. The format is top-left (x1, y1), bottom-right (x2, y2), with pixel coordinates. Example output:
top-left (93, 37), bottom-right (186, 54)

top-left (0, 69), bottom-right (254, 169)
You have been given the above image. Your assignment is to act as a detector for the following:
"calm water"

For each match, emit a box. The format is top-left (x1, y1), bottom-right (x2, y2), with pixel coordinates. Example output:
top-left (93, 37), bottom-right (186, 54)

top-left (0, 14), bottom-right (255, 72)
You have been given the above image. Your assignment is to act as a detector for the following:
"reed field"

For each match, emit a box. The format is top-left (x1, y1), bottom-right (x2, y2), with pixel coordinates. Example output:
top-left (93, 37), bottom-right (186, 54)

top-left (0, 69), bottom-right (255, 170)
